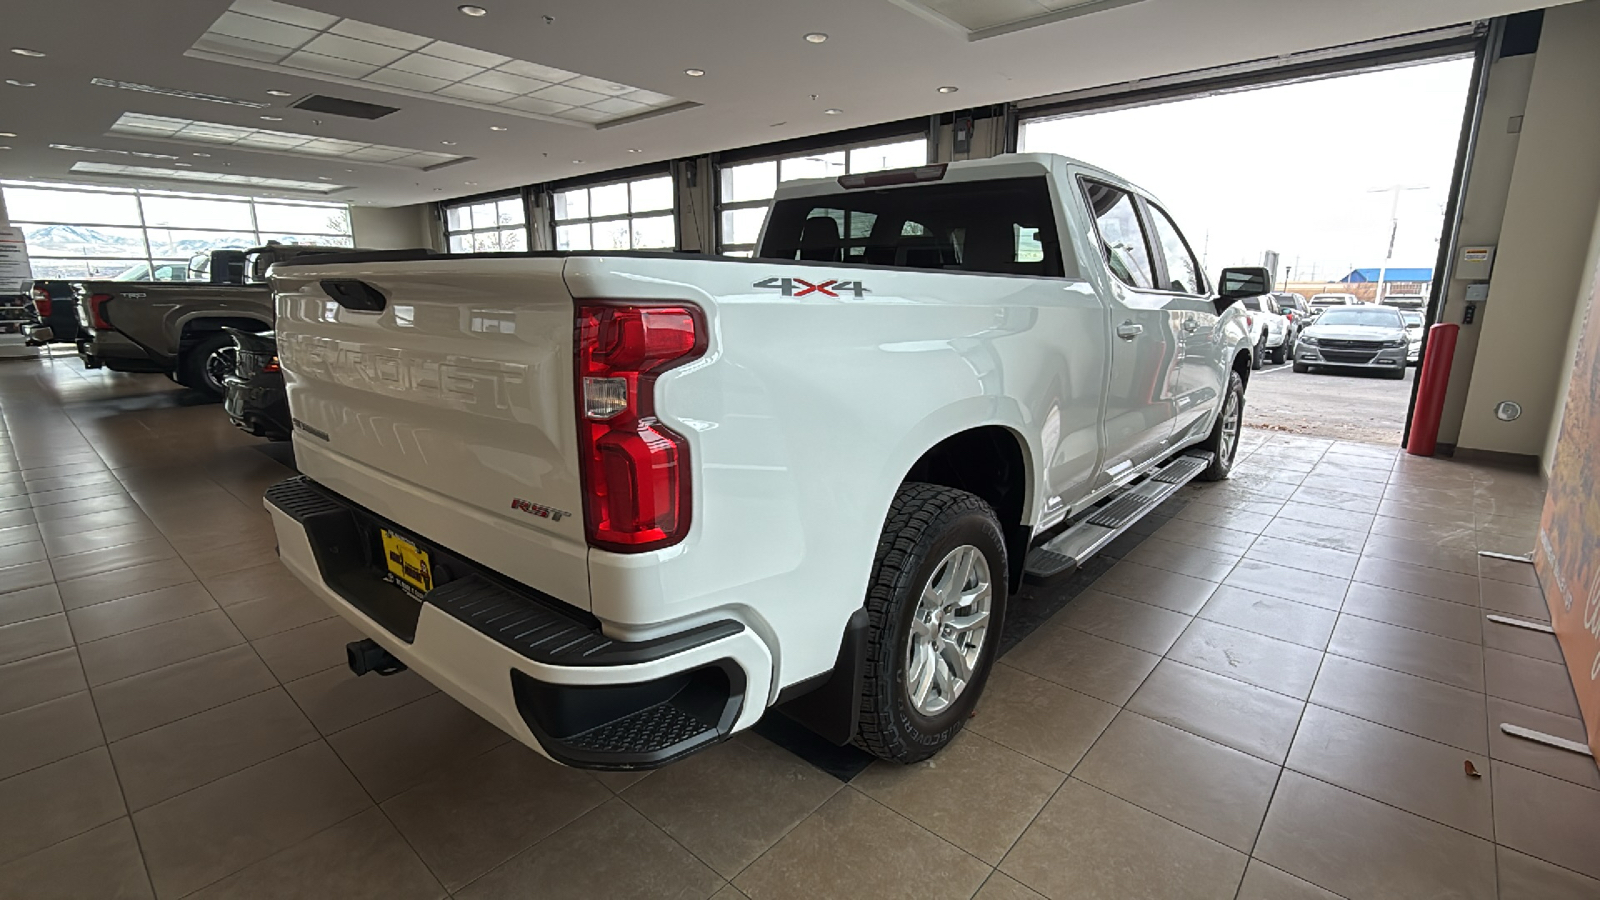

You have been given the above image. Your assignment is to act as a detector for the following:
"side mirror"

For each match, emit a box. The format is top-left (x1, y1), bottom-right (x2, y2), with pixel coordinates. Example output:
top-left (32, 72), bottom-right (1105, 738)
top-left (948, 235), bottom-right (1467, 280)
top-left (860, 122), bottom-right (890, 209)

top-left (1213, 266), bottom-right (1273, 314)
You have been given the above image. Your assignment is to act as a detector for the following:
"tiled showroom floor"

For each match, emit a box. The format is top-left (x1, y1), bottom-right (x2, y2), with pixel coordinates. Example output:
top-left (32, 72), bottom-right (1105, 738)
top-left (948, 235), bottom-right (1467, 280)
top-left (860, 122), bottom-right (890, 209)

top-left (2, 354), bottom-right (1599, 900)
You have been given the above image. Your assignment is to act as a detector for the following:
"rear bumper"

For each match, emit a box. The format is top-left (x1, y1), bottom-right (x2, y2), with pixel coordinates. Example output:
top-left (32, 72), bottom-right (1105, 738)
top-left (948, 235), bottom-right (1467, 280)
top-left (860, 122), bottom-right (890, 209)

top-left (223, 375), bottom-right (291, 440)
top-left (78, 331), bottom-right (164, 372)
top-left (264, 476), bottom-right (772, 769)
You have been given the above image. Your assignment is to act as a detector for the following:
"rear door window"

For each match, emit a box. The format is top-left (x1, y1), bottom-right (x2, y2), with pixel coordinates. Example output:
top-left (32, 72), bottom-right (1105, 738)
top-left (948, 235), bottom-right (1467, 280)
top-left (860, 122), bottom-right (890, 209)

top-left (1080, 180), bottom-right (1155, 290)
top-left (759, 176), bottom-right (1062, 276)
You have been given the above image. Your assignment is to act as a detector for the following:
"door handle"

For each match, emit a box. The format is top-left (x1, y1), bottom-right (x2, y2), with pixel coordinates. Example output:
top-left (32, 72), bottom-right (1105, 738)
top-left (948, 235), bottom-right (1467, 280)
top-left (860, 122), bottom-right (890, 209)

top-left (1116, 321), bottom-right (1144, 339)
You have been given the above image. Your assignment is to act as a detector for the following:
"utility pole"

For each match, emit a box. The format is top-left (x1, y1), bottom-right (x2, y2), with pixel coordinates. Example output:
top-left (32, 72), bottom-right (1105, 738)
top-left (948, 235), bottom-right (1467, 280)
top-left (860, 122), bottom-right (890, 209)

top-left (1367, 184), bottom-right (1428, 304)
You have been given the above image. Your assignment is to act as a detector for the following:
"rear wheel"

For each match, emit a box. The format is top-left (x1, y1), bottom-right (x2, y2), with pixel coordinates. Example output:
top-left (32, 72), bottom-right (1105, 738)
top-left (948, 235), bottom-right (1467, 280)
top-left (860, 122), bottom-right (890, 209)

top-left (1197, 369), bottom-right (1245, 481)
top-left (181, 333), bottom-right (237, 400)
top-left (1251, 333), bottom-right (1266, 370)
top-left (1269, 341), bottom-right (1287, 365)
top-left (854, 483), bottom-right (1007, 764)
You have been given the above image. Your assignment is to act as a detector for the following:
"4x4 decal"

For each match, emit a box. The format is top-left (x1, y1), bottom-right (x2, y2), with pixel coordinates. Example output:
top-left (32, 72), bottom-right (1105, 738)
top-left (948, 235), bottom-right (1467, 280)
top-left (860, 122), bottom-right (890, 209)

top-left (752, 277), bottom-right (869, 298)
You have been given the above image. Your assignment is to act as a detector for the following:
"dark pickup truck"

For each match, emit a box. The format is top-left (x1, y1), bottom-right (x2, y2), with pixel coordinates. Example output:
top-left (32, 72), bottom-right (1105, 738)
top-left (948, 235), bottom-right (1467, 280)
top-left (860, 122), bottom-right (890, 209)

top-left (72, 243), bottom-right (357, 397)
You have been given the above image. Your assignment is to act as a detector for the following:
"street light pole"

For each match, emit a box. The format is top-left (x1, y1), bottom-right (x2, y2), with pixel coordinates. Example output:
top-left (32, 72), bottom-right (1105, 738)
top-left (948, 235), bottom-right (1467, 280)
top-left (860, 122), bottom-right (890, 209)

top-left (1368, 184), bottom-right (1428, 304)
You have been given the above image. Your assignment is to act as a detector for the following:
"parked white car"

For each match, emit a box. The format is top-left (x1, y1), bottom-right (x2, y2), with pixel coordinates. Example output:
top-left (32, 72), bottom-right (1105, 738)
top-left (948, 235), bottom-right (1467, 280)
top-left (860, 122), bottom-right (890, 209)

top-left (1239, 293), bottom-right (1290, 367)
top-left (1401, 309), bottom-right (1425, 364)
top-left (263, 153), bottom-right (1263, 769)
top-left (1309, 292), bottom-right (1361, 314)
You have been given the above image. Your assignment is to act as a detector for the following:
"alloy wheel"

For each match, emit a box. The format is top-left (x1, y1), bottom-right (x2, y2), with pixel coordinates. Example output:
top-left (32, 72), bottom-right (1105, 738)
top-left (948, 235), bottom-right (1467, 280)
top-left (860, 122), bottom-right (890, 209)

top-left (904, 544), bottom-right (993, 716)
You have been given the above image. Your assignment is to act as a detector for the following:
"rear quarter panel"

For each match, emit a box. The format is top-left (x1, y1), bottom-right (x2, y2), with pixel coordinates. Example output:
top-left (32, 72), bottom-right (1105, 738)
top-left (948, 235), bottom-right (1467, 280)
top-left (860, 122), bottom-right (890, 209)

top-left (571, 253), bottom-right (1108, 689)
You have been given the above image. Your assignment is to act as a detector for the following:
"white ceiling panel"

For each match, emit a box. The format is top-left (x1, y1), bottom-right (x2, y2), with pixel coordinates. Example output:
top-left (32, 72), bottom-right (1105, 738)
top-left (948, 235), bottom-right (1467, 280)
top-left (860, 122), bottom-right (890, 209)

top-left (300, 33), bottom-right (410, 67)
top-left (0, 0), bottom-right (1553, 206)
top-left (281, 51), bottom-right (380, 78)
top-left (419, 40), bottom-right (509, 68)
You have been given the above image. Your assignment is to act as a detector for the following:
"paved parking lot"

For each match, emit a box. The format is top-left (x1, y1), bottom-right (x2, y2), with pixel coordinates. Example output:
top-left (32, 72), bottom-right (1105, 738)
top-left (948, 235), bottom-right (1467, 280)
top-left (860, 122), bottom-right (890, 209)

top-left (1244, 360), bottom-right (1416, 446)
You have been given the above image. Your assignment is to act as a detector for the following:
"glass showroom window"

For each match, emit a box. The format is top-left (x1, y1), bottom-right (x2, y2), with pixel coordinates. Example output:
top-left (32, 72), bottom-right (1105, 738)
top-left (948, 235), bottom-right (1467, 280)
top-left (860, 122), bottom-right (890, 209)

top-left (443, 195), bottom-right (528, 253)
top-left (552, 175), bottom-right (675, 252)
top-left (0, 181), bottom-right (352, 281)
top-left (717, 137), bottom-right (927, 256)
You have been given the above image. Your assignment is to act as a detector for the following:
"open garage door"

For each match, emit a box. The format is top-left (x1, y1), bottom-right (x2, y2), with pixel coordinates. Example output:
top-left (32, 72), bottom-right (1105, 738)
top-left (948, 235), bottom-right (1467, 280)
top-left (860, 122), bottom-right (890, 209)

top-left (1013, 22), bottom-right (1497, 449)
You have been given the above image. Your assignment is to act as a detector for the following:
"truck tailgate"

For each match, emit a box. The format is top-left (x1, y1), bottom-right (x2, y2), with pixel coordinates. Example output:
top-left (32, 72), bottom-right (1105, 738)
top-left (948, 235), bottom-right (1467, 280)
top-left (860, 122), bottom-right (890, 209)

top-left (271, 258), bottom-right (591, 610)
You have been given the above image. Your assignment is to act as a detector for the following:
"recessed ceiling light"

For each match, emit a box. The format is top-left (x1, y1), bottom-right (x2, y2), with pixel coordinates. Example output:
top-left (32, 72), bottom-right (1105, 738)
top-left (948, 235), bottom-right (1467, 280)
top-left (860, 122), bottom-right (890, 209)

top-left (266, 90), bottom-right (293, 97)
top-left (432, 187), bottom-right (444, 191)
top-left (684, 68), bottom-right (705, 77)
top-left (489, 126), bottom-right (507, 131)
top-left (192, 152), bottom-right (211, 157)
top-left (317, 175), bottom-right (332, 180)
top-left (627, 148), bottom-right (641, 153)
top-left (6, 80), bottom-right (37, 88)
top-left (937, 85), bottom-right (959, 93)
top-left (464, 181), bottom-right (478, 185)
top-left (458, 4), bottom-right (488, 16)
top-left (175, 162), bottom-right (193, 167)
top-left (0, 146), bottom-right (11, 151)
top-left (259, 115), bottom-right (283, 121)
top-left (0, 131), bottom-right (15, 138)
top-left (823, 108), bottom-right (842, 115)
top-left (49, 143), bottom-right (181, 160)
top-left (572, 159), bottom-right (583, 164)
top-left (804, 33), bottom-right (828, 43)
top-left (10, 48), bottom-right (46, 58)
top-left (441, 140), bottom-right (457, 146)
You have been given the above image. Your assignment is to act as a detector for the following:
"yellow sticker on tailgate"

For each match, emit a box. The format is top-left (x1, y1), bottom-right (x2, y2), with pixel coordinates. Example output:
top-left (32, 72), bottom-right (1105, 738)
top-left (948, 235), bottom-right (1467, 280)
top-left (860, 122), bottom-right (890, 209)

top-left (380, 529), bottom-right (433, 596)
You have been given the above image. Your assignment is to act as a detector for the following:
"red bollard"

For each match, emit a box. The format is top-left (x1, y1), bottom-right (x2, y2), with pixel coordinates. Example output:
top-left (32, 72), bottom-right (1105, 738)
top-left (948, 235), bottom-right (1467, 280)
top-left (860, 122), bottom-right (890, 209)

top-left (1407, 323), bottom-right (1460, 457)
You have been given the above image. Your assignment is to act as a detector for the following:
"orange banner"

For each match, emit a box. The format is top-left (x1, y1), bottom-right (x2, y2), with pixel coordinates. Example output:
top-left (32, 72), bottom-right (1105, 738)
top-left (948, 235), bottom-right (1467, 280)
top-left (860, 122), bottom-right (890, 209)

top-left (1535, 259), bottom-right (1600, 758)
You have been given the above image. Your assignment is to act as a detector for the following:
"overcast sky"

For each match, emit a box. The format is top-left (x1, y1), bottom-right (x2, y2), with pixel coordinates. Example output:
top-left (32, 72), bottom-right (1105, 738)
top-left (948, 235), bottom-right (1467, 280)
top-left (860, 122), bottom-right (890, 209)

top-left (1021, 57), bottom-right (1475, 284)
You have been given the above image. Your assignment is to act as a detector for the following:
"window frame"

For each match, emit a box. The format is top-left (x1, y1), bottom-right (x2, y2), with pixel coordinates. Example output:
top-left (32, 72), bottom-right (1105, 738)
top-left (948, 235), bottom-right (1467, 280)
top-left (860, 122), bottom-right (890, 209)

top-left (714, 135), bottom-right (930, 256)
top-left (442, 192), bottom-right (530, 255)
top-left (1077, 177), bottom-right (1160, 292)
top-left (1, 181), bottom-right (351, 282)
top-left (547, 173), bottom-right (677, 252)
top-left (1139, 199), bottom-right (1210, 297)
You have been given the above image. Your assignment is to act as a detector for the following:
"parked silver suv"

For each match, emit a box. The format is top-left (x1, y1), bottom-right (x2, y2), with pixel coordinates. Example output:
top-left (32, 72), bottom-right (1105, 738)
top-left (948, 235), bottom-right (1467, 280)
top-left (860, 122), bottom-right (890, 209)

top-left (1293, 305), bottom-right (1410, 379)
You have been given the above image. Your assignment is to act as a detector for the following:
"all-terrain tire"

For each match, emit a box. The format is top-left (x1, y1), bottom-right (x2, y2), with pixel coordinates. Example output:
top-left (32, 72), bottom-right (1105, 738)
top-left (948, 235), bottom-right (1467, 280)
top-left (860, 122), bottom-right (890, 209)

top-left (1251, 333), bottom-right (1266, 370)
top-left (853, 482), bottom-right (1008, 764)
top-left (1197, 369), bottom-right (1246, 482)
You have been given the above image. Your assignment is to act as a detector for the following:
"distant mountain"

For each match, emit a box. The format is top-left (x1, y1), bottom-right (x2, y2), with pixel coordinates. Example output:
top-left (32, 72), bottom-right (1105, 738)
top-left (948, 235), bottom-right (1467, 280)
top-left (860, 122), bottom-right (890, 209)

top-left (21, 224), bottom-right (145, 256)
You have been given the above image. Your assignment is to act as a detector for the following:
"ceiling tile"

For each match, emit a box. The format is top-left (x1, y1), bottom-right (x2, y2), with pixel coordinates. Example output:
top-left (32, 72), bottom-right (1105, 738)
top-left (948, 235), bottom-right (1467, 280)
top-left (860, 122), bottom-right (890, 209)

top-left (405, 152), bottom-right (462, 165)
top-left (419, 40), bottom-right (509, 68)
top-left (463, 70), bottom-right (551, 95)
top-left (192, 33), bottom-right (293, 64)
top-left (388, 52), bottom-right (481, 82)
top-left (500, 95), bottom-right (573, 115)
top-left (210, 11), bottom-right (318, 51)
top-left (494, 60), bottom-right (579, 83)
top-left (436, 83), bottom-right (516, 104)
top-left (327, 19), bottom-right (432, 51)
top-left (563, 75), bottom-right (634, 95)
top-left (620, 89), bottom-right (676, 107)
top-left (364, 67), bottom-right (453, 92)
top-left (228, 0), bottom-right (339, 30)
top-left (529, 83), bottom-right (609, 107)
top-left (281, 50), bottom-right (381, 78)
top-left (300, 33), bottom-right (410, 67)
top-left (585, 97), bottom-right (648, 116)
top-left (342, 147), bottom-right (410, 161)
top-left (554, 107), bottom-right (610, 123)
top-left (236, 134), bottom-right (312, 148)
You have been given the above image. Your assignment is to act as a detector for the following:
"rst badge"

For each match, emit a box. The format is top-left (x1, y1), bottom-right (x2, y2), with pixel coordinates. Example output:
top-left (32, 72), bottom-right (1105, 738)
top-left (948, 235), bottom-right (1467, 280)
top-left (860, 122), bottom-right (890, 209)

top-left (752, 277), bottom-right (869, 298)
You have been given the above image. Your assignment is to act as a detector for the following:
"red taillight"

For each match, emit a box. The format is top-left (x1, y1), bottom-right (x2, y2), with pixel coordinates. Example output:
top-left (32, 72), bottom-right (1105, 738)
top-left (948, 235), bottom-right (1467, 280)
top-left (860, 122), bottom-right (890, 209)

top-left (575, 303), bottom-right (705, 552)
top-left (90, 293), bottom-right (114, 330)
top-left (30, 288), bottom-right (51, 318)
top-left (262, 356), bottom-right (281, 374)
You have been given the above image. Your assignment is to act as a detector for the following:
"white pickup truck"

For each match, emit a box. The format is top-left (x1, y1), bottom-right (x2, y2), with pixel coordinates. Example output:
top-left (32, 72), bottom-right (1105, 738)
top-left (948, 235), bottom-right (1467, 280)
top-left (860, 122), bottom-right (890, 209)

top-left (263, 153), bottom-right (1267, 769)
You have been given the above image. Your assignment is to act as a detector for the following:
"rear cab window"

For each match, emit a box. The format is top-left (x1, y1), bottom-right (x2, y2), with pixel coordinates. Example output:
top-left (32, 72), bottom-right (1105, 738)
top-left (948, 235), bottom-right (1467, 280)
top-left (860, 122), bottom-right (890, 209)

top-left (759, 177), bottom-right (1063, 277)
top-left (1080, 180), bottom-right (1156, 290)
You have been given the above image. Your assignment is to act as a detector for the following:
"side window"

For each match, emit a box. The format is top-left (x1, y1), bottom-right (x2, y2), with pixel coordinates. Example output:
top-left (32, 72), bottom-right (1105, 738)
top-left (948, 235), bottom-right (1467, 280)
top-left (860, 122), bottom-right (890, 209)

top-left (1145, 204), bottom-right (1206, 295)
top-left (1081, 181), bottom-right (1155, 290)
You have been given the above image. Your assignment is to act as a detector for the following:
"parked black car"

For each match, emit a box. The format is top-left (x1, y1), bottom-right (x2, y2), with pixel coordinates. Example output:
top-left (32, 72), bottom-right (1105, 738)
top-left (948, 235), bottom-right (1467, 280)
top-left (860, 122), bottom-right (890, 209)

top-left (24, 280), bottom-right (79, 345)
top-left (222, 328), bottom-right (289, 441)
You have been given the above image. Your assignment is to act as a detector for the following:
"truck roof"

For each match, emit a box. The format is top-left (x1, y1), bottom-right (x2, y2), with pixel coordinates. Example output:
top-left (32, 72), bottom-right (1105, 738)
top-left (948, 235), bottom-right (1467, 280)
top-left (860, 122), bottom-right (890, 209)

top-left (769, 152), bottom-right (1154, 204)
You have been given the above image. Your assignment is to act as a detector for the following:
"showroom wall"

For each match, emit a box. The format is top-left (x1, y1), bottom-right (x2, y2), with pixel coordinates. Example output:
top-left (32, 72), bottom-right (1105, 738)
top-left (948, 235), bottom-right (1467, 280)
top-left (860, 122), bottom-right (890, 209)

top-left (350, 204), bottom-right (432, 251)
top-left (1457, 0), bottom-right (1600, 467)
top-left (1434, 50), bottom-right (1537, 449)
